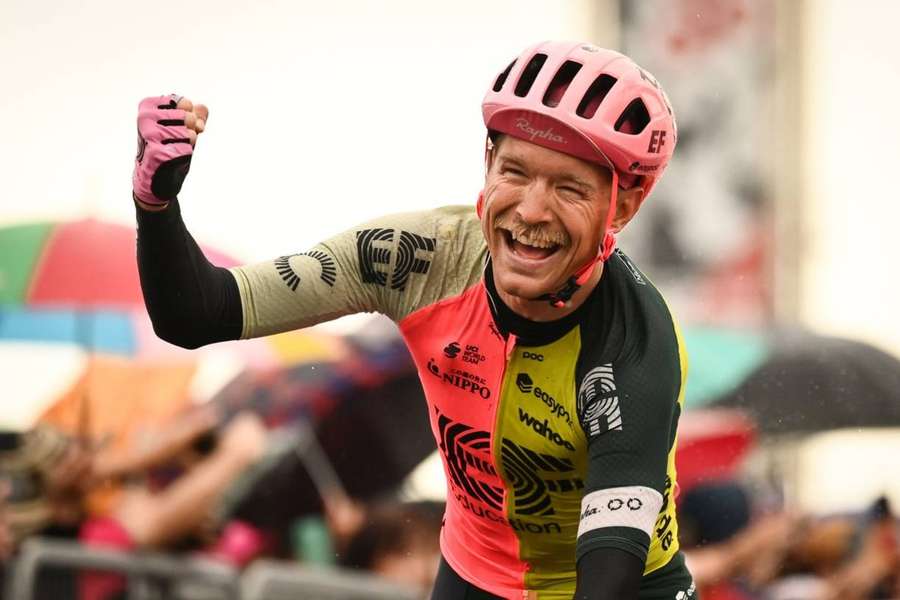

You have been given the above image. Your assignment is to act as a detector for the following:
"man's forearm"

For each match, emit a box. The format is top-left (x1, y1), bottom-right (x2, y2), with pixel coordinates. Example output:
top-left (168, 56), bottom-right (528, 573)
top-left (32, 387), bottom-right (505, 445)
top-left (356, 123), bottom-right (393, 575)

top-left (575, 547), bottom-right (644, 600)
top-left (136, 198), bottom-right (242, 348)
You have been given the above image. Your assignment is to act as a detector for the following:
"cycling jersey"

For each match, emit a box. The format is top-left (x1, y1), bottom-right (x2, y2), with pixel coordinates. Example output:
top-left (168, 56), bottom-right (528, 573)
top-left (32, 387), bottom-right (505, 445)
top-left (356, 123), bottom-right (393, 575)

top-left (229, 205), bottom-right (690, 599)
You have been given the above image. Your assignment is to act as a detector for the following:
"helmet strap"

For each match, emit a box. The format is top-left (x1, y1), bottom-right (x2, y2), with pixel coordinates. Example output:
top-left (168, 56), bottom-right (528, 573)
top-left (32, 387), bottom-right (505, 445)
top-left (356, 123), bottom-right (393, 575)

top-left (542, 170), bottom-right (620, 308)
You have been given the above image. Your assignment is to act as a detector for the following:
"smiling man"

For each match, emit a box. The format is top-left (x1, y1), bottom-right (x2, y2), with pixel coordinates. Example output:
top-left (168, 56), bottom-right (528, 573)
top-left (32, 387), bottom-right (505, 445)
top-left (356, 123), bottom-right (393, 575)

top-left (133, 41), bottom-right (693, 599)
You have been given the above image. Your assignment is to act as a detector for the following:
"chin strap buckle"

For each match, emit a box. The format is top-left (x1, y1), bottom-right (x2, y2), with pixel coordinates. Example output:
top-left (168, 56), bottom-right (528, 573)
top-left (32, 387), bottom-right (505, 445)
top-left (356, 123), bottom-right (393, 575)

top-left (541, 276), bottom-right (580, 308)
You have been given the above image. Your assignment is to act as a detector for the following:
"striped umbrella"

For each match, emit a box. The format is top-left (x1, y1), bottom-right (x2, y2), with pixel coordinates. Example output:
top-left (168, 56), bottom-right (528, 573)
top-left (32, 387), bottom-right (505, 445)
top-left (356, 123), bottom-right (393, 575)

top-left (0, 218), bottom-right (333, 430)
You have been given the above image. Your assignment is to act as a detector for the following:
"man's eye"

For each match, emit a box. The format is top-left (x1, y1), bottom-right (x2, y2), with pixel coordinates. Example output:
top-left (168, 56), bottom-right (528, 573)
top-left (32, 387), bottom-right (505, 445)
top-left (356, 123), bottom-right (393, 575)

top-left (559, 186), bottom-right (583, 196)
top-left (503, 167), bottom-right (526, 177)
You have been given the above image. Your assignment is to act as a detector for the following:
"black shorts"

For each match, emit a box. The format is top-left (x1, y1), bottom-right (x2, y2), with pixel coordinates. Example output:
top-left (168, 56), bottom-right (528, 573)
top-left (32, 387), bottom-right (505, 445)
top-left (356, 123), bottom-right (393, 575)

top-left (429, 553), bottom-right (697, 600)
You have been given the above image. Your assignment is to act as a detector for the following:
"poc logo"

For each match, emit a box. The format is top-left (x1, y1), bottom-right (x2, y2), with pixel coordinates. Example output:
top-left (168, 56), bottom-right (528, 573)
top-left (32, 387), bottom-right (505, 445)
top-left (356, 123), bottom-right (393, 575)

top-left (522, 351), bottom-right (544, 362)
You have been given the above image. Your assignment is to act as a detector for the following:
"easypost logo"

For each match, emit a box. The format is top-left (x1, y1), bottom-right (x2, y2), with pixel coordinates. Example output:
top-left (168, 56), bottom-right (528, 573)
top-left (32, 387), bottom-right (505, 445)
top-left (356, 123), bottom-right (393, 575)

top-left (516, 373), bottom-right (573, 426)
top-left (516, 373), bottom-right (534, 393)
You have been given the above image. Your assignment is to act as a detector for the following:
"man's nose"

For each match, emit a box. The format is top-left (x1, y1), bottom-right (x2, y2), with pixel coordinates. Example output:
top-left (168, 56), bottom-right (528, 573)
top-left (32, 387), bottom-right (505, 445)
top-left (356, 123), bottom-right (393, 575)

top-left (515, 182), bottom-right (553, 224)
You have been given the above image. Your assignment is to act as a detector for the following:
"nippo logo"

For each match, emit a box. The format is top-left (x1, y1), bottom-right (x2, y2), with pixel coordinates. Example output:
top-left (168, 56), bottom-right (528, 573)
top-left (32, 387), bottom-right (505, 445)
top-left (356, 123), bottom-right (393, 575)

top-left (515, 118), bottom-right (566, 144)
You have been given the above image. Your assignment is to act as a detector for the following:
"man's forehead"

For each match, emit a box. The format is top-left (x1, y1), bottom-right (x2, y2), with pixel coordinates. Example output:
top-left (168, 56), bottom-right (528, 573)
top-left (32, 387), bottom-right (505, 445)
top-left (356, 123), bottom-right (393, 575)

top-left (494, 136), bottom-right (611, 185)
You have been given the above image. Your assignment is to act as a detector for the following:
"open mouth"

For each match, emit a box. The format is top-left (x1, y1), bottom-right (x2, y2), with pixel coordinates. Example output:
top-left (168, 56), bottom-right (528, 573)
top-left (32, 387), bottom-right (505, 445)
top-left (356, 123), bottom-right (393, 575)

top-left (502, 230), bottom-right (561, 261)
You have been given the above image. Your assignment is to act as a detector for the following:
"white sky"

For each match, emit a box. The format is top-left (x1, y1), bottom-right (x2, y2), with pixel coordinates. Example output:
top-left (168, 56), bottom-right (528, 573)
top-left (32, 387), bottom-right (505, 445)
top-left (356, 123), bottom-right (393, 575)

top-left (0, 0), bottom-right (599, 263)
top-left (4, 0), bottom-right (900, 356)
top-left (802, 0), bottom-right (900, 355)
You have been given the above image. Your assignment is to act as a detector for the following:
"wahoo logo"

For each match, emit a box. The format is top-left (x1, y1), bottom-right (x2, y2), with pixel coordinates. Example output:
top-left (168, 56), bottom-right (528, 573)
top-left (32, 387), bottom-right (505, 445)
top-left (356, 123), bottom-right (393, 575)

top-left (518, 409), bottom-right (575, 451)
top-left (356, 228), bottom-right (436, 291)
top-left (578, 365), bottom-right (622, 437)
top-left (275, 250), bottom-right (337, 292)
top-left (514, 117), bottom-right (566, 144)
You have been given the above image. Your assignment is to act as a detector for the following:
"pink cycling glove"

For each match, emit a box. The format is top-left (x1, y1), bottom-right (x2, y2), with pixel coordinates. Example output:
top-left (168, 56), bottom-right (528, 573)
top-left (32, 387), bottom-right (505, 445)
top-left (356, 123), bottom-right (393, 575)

top-left (132, 95), bottom-right (194, 206)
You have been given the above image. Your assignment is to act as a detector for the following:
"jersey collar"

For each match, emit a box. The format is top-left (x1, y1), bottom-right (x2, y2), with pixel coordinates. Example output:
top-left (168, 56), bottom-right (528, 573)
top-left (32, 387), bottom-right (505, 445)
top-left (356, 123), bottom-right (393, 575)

top-left (484, 257), bottom-right (599, 346)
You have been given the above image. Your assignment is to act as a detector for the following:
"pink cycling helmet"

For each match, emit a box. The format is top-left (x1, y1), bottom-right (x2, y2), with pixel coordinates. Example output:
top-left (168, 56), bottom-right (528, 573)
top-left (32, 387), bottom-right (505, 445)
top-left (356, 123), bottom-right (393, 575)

top-left (482, 41), bottom-right (677, 271)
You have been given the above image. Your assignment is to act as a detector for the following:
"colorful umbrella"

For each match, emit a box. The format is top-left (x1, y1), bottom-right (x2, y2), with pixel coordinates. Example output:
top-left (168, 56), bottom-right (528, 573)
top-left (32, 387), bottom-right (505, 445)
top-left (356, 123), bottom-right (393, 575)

top-left (0, 218), bottom-right (242, 356)
top-left (0, 218), bottom-right (340, 432)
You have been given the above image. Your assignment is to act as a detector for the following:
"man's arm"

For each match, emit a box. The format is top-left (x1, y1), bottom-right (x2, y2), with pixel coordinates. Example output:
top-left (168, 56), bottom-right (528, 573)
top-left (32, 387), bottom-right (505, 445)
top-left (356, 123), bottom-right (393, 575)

top-left (133, 94), bottom-right (483, 346)
top-left (132, 95), bottom-right (244, 348)
top-left (136, 199), bottom-right (243, 348)
top-left (575, 547), bottom-right (643, 599)
top-left (573, 271), bottom-right (688, 598)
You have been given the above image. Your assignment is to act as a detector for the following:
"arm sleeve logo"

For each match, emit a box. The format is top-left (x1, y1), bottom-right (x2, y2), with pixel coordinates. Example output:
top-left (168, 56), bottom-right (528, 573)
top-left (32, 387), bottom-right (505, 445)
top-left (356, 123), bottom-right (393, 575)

top-left (274, 251), bottom-right (337, 291)
top-left (355, 228), bottom-right (436, 292)
top-left (577, 364), bottom-right (622, 437)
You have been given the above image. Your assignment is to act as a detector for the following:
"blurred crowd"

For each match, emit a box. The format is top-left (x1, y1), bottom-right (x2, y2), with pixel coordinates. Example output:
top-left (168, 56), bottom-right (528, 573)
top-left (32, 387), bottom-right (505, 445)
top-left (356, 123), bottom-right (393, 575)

top-left (0, 405), bottom-right (443, 599)
top-left (0, 396), bottom-right (897, 600)
top-left (1, 403), bottom-right (898, 600)
top-left (680, 482), bottom-right (898, 600)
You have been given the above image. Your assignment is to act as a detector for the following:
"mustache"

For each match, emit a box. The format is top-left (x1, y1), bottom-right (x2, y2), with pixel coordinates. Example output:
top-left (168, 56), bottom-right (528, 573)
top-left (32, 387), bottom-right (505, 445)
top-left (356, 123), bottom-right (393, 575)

top-left (493, 213), bottom-right (569, 247)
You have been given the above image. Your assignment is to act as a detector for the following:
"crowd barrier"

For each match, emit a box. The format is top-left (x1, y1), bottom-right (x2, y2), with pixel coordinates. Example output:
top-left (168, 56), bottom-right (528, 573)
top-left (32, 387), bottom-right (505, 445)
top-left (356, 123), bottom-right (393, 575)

top-left (5, 538), bottom-right (422, 600)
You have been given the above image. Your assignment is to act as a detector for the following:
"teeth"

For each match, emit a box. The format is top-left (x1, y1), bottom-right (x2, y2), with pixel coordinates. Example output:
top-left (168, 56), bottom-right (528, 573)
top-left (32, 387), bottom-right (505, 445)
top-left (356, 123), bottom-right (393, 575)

top-left (510, 231), bottom-right (556, 249)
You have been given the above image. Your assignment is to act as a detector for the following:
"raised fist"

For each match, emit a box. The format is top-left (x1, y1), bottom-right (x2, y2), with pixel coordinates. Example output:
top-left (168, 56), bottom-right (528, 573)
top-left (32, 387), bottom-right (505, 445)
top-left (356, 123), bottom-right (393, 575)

top-left (133, 95), bottom-right (207, 207)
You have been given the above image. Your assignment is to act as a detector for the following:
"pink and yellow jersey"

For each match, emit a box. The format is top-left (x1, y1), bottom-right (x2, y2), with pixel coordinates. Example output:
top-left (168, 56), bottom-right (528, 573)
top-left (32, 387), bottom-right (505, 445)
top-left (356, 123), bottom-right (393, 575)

top-left (231, 206), bottom-right (688, 599)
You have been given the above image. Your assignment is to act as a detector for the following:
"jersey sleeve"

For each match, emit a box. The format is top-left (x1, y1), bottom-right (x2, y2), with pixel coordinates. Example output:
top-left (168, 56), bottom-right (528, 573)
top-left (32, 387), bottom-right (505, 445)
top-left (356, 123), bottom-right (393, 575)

top-left (574, 255), bottom-right (688, 566)
top-left (230, 205), bottom-right (486, 339)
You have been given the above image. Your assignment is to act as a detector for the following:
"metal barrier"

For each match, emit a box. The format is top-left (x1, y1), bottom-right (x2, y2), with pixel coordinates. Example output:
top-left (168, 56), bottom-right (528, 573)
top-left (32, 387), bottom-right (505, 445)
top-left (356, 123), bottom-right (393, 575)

top-left (7, 537), bottom-right (239, 600)
top-left (240, 560), bottom-right (423, 600)
top-left (6, 540), bottom-right (425, 600)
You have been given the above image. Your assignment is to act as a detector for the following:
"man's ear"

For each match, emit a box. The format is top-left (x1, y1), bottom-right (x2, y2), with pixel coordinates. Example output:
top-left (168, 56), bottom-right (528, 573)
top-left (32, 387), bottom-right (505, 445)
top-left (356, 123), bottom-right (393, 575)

top-left (611, 187), bottom-right (645, 232)
top-left (484, 134), bottom-right (499, 180)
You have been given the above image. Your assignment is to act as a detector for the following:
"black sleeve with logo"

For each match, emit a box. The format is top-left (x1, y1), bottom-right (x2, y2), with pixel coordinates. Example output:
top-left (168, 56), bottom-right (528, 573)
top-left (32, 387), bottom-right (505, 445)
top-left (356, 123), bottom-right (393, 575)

top-left (573, 250), bottom-right (683, 564)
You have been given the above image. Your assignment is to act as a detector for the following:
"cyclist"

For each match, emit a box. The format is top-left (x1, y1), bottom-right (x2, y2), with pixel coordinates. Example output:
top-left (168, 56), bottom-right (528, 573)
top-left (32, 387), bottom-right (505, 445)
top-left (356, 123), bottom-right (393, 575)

top-left (133, 41), bottom-right (694, 599)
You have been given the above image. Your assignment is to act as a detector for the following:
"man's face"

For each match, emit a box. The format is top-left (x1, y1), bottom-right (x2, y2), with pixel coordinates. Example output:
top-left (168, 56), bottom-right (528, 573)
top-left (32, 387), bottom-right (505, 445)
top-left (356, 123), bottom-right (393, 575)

top-left (482, 135), bottom-right (613, 302)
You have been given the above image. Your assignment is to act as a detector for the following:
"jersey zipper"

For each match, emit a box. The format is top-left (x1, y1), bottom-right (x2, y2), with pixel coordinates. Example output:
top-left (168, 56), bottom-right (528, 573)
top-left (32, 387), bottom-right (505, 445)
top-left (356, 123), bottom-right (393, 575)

top-left (491, 331), bottom-right (529, 584)
top-left (490, 331), bottom-right (516, 454)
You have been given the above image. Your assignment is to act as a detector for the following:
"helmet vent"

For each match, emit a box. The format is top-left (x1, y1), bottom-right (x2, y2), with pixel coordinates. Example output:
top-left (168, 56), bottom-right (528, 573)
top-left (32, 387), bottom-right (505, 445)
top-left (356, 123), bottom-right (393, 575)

top-left (614, 98), bottom-right (650, 134)
top-left (514, 53), bottom-right (548, 97)
top-left (542, 61), bottom-right (582, 108)
top-left (493, 59), bottom-right (517, 92)
top-left (576, 74), bottom-right (617, 119)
